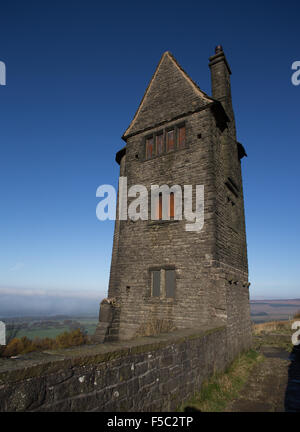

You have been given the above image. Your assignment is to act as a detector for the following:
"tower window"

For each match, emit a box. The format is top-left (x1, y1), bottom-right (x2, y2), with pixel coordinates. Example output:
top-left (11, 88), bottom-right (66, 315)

top-left (177, 125), bottom-right (186, 149)
top-left (165, 270), bottom-right (175, 298)
top-left (156, 192), bottom-right (175, 220)
top-left (152, 270), bottom-right (161, 297)
top-left (146, 136), bottom-right (154, 159)
top-left (166, 130), bottom-right (174, 152)
top-left (144, 122), bottom-right (186, 160)
top-left (158, 193), bottom-right (162, 219)
top-left (169, 192), bottom-right (174, 219)
top-left (156, 133), bottom-right (164, 155)
top-left (150, 268), bottom-right (176, 298)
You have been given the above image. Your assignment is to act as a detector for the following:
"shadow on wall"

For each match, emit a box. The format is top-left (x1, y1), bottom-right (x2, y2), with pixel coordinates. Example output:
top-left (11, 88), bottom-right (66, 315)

top-left (284, 345), bottom-right (300, 412)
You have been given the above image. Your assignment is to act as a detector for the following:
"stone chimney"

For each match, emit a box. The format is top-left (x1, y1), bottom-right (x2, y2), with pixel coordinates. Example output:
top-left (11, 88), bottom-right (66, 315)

top-left (209, 45), bottom-right (236, 138)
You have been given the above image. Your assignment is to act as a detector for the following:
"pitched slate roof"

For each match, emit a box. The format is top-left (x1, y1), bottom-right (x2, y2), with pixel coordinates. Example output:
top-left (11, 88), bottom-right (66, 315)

top-left (123, 51), bottom-right (217, 139)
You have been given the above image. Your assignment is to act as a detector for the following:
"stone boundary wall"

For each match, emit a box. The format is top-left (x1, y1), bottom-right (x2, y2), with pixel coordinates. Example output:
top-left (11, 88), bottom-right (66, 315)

top-left (0, 326), bottom-right (231, 412)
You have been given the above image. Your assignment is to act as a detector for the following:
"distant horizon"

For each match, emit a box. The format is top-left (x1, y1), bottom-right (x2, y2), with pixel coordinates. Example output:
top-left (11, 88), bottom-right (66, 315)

top-left (0, 287), bottom-right (299, 320)
top-left (0, 285), bottom-right (299, 301)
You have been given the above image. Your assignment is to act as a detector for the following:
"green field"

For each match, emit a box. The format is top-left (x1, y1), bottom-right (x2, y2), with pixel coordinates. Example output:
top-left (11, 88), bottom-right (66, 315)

top-left (10, 317), bottom-right (98, 340)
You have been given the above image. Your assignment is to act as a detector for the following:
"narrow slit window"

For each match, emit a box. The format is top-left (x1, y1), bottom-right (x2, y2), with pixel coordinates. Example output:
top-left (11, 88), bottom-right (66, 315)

top-left (156, 192), bottom-right (162, 220)
top-left (169, 192), bottom-right (174, 219)
top-left (178, 125), bottom-right (186, 149)
top-left (146, 137), bottom-right (154, 159)
top-left (156, 193), bottom-right (174, 220)
top-left (156, 133), bottom-right (164, 155)
top-left (166, 130), bottom-right (174, 152)
top-left (152, 270), bottom-right (161, 297)
top-left (165, 270), bottom-right (175, 298)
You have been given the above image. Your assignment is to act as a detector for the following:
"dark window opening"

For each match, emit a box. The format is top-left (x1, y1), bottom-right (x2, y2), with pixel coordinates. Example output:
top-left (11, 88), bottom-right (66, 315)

top-left (150, 268), bottom-right (176, 298)
top-left (152, 270), bottom-right (161, 297)
top-left (165, 270), bottom-right (175, 298)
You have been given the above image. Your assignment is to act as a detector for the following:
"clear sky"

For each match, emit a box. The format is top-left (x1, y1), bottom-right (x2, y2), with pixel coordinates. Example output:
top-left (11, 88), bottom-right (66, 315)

top-left (0, 0), bottom-right (299, 308)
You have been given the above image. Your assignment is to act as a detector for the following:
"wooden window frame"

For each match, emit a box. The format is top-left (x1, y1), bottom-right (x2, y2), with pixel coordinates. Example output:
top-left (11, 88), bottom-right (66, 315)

top-left (143, 122), bottom-right (187, 161)
top-left (169, 192), bottom-right (174, 219)
top-left (145, 135), bottom-right (154, 160)
top-left (155, 131), bottom-right (164, 155)
top-left (156, 192), bottom-right (175, 220)
top-left (166, 128), bottom-right (175, 153)
top-left (177, 123), bottom-right (186, 149)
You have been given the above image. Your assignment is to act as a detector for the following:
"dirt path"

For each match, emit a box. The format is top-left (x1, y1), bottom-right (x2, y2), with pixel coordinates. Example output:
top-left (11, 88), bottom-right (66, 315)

top-left (225, 346), bottom-right (290, 412)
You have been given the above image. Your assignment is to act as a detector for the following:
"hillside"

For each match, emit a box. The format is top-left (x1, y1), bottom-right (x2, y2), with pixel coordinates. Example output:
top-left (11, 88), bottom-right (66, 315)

top-left (250, 299), bottom-right (300, 323)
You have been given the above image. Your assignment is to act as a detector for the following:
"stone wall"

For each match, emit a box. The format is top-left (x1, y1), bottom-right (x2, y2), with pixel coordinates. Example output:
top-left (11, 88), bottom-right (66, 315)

top-left (0, 326), bottom-right (232, 412)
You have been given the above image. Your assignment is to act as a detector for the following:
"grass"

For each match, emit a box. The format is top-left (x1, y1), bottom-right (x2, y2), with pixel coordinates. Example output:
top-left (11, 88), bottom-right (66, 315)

top-left (13, 319), bottom-right (98, 340)
top-left (179, 349), bottom-right (264, 412)
top-left (135, 318), bottom-right (177, 337)
top-left (252, 319), bottom-right (297, 352)
top-left (252, 320), bottom-right (293, 335)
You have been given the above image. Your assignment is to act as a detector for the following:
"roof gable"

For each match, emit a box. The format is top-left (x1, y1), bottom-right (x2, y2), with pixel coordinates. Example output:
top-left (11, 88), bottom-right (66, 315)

top-left (123, 51), bottom-right (214, 139)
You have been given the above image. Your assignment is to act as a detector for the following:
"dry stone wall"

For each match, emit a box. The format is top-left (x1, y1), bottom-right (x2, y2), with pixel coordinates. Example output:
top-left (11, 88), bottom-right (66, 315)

top-left (0, 326), bottom-right (231, 412)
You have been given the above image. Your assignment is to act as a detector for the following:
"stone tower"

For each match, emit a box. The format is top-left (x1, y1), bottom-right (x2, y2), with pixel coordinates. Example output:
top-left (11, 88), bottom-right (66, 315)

top-left (95, 46), bottom-right (252, 358)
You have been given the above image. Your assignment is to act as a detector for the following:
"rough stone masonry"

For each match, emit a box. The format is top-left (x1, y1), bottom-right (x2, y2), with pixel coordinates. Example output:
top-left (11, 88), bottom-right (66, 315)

top-left (95, 45), bottom-right (252, 361)
top-left (0, 326), bottom-right (229, 411)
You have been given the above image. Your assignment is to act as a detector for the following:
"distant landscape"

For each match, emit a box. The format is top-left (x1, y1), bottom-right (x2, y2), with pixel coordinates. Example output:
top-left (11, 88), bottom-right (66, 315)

top-left (0, 298), bottom-right (299, 341)
top-left (250, 299), bottom-right (300, 323)
top-left (1, 315), bottom-right (98, 340)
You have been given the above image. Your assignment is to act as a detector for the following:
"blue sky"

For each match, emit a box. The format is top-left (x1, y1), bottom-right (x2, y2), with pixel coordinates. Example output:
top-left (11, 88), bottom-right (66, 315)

top-left (0, 0), bottom-right (299, 308)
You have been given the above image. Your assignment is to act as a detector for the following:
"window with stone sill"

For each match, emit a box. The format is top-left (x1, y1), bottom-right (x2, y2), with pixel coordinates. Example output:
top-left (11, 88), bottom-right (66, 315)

top-left (150, 268), bottom-right (175, 298)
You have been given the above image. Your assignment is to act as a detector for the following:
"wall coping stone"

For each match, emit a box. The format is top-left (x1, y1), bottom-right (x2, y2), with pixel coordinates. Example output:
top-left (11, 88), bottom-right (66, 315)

top-left (0, 324), bottom-right (225, 385)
